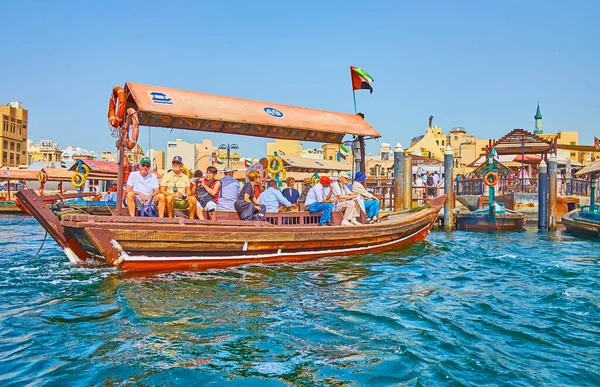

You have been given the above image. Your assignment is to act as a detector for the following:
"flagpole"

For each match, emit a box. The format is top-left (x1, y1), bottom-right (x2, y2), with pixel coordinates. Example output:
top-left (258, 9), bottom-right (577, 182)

top-left (352, 89), bottom-right (357, 114)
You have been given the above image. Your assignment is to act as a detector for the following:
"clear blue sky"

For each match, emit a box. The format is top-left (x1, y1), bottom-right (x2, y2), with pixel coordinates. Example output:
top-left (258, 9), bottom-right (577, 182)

top-left (1, 0), bottom-right (598, 158)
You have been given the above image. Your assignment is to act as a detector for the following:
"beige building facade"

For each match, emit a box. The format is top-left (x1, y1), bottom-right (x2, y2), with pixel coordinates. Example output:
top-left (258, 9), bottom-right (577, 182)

top-left (1, 102), bottom-right (28, 167)
top-left (27, 139), bottom-right (63, 164)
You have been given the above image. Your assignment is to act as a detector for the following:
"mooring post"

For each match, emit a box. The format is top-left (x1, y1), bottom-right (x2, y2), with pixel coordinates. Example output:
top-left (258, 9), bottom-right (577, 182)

top-left (538, 160), bottom-right (547, 229)
top-left (444, 145), bottom-right (454, 231)
top-left (393, 143), bottom-right (404, 211)
top-left (548, 154), bottom-right (557, 231)
top-left (591, 176), bottom-right (597, 212)
top-left (565, 157), bottom-right (572, 196)
top-left (403, 152), bottom-right (412, 209)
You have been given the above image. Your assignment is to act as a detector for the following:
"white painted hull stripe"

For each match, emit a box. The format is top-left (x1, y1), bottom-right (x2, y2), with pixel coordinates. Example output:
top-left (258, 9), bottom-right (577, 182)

top-left (122, 222), bottom-right (431, 262)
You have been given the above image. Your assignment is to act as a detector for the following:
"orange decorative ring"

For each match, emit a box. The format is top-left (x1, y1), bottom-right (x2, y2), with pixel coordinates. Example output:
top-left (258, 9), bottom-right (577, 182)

top-left (484, 171), bottom-right (499, 187)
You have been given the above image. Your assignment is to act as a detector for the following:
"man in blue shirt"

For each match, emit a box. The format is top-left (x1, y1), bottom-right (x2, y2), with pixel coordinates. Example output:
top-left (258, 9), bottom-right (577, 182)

top-left (258, 180), bottom-right (292, 212)
top-left (217, 167), bottom-right (241, 211)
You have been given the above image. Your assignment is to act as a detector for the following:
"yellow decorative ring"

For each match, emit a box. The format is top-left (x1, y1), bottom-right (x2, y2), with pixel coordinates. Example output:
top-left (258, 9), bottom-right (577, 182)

top-left (311, 175), bottom-right (319, 186)
top-left (80, 164), bottom-right (90, 178)
top-left (71, 172), bottom-right (86, 188)
top-left (37, 171), bottom-right (47, 183)
top-left (279, 169), bottom-right (287, 180)
top-left (267, 156), bottom-right (284, 175)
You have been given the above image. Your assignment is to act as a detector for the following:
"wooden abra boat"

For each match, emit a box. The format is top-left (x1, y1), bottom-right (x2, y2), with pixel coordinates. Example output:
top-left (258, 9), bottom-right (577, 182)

top-left (456, 207), bottom-right (526, 232)
top-left (17, 82), bottom-right (443, 272)
top-left (562, 208), bottom-right (600, 238)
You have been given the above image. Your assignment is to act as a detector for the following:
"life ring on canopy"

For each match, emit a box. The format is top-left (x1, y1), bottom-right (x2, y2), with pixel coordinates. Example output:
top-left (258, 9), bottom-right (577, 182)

top-left (108, 86), bottom-right (126, 128)
top-left (267, 156), bottom-right (284, 175)
top-left (484, 171), bottom-right (499, 187)
top-left (311, 175), bottom-right (319, 186)
top-left (279, 169), bottom-right (287, 180)
top-left (37, 170), bottom-right (47, 183)
top-left (121, 108), bottom-right (140, 150)
top-left (71, 172), bottom-right (86, 188)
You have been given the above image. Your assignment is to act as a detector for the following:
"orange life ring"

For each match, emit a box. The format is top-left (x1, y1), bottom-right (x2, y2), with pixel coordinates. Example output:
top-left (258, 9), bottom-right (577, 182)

top-left (484, 171), bottom-right (499, 187)
top-left (108, 86), bottom-right (126, 128)
top-left (121, 108), bottom-right (140, 150)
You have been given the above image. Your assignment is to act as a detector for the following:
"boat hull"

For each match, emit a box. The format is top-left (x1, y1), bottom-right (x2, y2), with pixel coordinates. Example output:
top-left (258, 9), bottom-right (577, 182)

top-left (456, 210), bottom-right (526, 232)
top-left (562, 209), bottom-right (600, 238)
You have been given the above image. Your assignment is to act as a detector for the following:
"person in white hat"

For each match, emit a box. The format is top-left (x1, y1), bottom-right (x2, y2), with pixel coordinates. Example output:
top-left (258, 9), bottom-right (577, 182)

top-left (331, 171), bottom-right (361, 226)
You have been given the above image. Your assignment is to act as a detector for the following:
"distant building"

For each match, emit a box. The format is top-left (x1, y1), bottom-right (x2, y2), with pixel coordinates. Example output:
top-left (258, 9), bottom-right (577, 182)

top-left (0, 101), bottom-right (28, 167)
top-left (100, 151), bottom-right (118, 163)
top-left (407, 125), bottom-right (448, 160)
top-left (167, 139), bottom-right (195, 168)
top-left (448, 127), bottom-right (489, 174)
top-left (266, 139), bottom-right (303, 157)
top-left (61, 145), bottom-right (96, 162)
top-left (534, 103), bottom-right (543, 135)
top-left (27, 139), bottom-right (63, 165)
top-left (301, 148), bottom-right (323, 159)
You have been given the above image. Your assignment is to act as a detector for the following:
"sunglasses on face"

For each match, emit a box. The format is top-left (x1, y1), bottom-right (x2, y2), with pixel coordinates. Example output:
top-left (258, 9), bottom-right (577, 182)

top-left (141, 163), bottom-right (151, 168)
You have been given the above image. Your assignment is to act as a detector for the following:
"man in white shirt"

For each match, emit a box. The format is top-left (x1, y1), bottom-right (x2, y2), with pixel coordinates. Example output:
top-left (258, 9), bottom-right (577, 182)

top-left (331, 172), bottom-right (360, 226)
top-left (305, 176), bottom-right (335, 226)
top-left (125, 157), bottom-right (165, 217)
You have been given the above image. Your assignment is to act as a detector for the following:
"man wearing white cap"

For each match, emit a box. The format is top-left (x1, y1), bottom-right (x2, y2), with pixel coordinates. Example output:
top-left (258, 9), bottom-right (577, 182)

top-left (331, 172), bottom-right (361, 226)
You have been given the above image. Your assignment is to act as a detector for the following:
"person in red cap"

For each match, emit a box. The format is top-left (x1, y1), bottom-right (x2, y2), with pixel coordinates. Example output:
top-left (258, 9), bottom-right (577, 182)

top-left (304, 175), bottom-right (336, 226)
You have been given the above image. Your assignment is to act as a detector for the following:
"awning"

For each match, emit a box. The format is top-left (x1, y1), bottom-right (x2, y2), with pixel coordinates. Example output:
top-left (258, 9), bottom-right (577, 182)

top-left (280, 156), bottom-right (351, 173)
top-left (0, 169), bottom-right (39, 180)
top-left (69, 161), bottom-right (118, 180)
top-left (576, 160), bottom-right (600, 176)
top-left (124, 82), bottom-right (380, 144)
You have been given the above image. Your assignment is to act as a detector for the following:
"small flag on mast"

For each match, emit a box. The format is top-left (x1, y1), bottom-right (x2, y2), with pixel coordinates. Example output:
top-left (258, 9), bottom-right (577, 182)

top-left (594, 136), bottom-right (600, 151)
top-left (350, 66), bottom-right (374, 94)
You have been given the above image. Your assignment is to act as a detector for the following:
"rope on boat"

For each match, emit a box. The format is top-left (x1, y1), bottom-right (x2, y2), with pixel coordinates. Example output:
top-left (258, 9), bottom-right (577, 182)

top-left (28, 232), bottom-right (47, 262)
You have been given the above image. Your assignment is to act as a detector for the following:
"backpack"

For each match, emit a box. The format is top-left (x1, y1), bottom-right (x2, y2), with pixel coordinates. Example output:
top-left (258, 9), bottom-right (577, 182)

top-left (426, 176), bottom-right (434, 186)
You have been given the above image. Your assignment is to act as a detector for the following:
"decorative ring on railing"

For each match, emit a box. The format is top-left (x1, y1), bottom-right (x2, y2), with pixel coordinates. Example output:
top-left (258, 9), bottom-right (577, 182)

top-left (267, 156), bottom-right (284, 175)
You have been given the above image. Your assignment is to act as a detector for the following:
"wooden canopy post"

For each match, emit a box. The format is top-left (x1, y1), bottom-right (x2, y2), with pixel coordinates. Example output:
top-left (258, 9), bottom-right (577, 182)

top-left (393, 143), bottom-right (404, 211)
top-left (358, 136), bottom-right (366, 175)
top-left (115, 140), bottom-right (125, 216)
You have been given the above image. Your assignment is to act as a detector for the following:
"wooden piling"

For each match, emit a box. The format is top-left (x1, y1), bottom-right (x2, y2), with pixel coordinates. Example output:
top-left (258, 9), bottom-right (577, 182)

top-left (538, 160), bottom-right (547, 229)
top-left (393, 143), bottom-right (404, 211)
top-left (548, 154), bottom-right (557, 231)
top-left (443, 146), bottom-right (454, 231)
top-left (403, 153), bottom-right (412, 209)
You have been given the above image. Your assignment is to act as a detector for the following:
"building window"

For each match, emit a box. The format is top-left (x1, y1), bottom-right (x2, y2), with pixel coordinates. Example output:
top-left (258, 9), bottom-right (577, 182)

top-left (454, 136), bottom-right (458, 141)
top-left (16, 143), bottom-right (20, 152)
top-left (2, 152), bottom-right (6, 163)
top-left (570, 141), bottom-right (576, 146)
top-left (570, 152), bottom-right (576, 157)
top-left (9, 153), bottom-right (14, 164)
top-left (436, 141), bottom-right (439, 146)
top-left (441, 140), bottom-right (445, 146)
top-left (16, 154), bottom-right (20, 165)
top-left (3, 140), bottom-right (7, 149)
top-left (9, 142), bottom-right (14, 151)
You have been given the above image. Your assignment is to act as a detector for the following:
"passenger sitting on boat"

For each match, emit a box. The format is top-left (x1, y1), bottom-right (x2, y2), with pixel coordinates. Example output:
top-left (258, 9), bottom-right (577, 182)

top-left (305, 176), bottom-right (336, 226)
top-left (246, 157), bottom-right (268, 198)
top-left (194, 166), bottom-right (221, 220)
top-left (125, 157), bottom-right (165, 217)
top-left (352, 171), bottom-right (381, 224)
top-left (160, 156), bottom-right (197, 218)
top-left (235, 170), bottom-right (266, 221)
top-left (258, 180), bottom-right (292, 212)
top-left (282, 177), bottom-right (300, 204)
top-left (217, 166), bottom-right (240, 211)
top-left (331, 172), bottom-right (360, 226)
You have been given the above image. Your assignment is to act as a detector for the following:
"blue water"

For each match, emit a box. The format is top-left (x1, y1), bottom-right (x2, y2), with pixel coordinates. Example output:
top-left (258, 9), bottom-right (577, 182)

top-left (0, 216), bottom-right (598, 386)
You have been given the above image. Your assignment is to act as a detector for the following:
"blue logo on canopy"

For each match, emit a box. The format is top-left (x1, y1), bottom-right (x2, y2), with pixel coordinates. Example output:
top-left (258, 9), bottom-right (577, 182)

top-left (150, 92), bottom-right (173, 105)
top-left (264, 107), bottom-right (283, 118)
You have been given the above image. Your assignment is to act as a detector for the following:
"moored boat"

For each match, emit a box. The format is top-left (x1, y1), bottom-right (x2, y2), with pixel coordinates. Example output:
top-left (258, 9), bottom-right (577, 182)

top-left (456, 207), bottom-right (526, 232)
top-left (562, 208), bottom-right (600, 238)
top-left (17, 82), bottom-right (444, 272)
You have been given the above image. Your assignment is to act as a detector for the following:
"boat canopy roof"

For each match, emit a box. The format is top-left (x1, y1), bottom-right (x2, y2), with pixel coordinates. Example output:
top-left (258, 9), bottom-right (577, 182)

top-left (124, 82), bottom-right (380, 144)
top-left (0, 169), bottom-right (39, 180)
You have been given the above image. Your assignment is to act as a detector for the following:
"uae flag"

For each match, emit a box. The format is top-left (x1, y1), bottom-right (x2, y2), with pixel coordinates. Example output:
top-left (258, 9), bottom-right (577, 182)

top-left (339, 143), bottom-right (349, 160)
top-left (595, 136), bottom-right (600, 151)
top-left (350, 66), bottom-right (374, 93)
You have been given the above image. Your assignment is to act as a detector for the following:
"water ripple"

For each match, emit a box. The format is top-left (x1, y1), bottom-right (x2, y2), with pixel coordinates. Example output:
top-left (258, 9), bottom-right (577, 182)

top-left (0, 216), bottom-right (598, 386)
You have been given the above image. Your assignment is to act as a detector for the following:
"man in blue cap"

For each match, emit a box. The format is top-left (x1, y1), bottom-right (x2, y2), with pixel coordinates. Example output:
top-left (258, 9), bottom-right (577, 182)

top-left (352, 171), bottom-right (381, 224)
top-left (125, 156), bottom-right (165, 217)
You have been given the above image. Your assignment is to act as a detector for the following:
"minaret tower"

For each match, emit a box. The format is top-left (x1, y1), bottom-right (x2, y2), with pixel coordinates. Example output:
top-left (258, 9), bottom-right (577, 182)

top-left (534, 103), bottom-right (543, 135)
